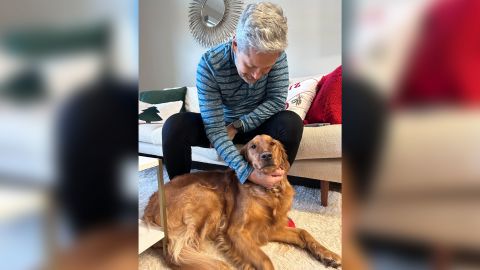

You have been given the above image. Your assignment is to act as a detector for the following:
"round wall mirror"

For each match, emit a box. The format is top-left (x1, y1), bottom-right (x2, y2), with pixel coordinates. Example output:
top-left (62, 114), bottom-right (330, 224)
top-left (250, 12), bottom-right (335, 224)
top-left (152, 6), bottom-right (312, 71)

top-left (189, 0), bottom-right (244, 48)
top-left (201, 0), bottom-right (225, 27)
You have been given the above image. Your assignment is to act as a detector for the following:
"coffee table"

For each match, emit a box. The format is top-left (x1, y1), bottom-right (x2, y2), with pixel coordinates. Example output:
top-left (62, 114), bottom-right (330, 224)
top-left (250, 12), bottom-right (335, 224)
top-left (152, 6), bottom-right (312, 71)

top-left (138, 156), bottom-right (168, 255)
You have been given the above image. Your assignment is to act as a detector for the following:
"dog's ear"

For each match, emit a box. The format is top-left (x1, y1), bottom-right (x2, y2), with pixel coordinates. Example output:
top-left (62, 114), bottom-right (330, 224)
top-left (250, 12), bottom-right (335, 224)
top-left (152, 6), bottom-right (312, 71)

top-left (275, 140), bottom-right (290, 172)
top-left (240, 143), bottom-right (250, 163)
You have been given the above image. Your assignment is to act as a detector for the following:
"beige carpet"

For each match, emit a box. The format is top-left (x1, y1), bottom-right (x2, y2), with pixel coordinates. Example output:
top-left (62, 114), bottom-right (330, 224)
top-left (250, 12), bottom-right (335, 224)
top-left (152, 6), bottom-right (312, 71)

top-left (139, 167), bottom-right (342, 270)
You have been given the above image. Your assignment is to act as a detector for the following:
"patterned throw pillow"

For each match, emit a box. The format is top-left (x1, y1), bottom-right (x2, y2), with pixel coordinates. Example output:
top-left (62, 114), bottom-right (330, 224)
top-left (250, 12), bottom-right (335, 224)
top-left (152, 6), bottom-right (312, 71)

top-left (304, 66), bottom-right (342, 124)
top-left (285, 78), bottom-right (320, 119)
top-left (139, 87), bottom-right (187, 112)
top-left (138, 100), bottom-right (183, 124)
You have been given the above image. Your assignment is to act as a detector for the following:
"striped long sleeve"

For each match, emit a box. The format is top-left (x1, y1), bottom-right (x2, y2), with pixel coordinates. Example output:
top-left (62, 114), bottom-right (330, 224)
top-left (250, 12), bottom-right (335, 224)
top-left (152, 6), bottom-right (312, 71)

top-left (239, 52), bottom-right (289, 132)
top-left (196, 54), bottom-right (254, 183)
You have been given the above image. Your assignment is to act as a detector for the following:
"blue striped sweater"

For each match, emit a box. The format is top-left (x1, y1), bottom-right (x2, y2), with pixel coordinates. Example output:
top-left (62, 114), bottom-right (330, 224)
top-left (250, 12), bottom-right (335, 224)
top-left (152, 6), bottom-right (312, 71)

top-left (196, 41), bottom-right (289, 183)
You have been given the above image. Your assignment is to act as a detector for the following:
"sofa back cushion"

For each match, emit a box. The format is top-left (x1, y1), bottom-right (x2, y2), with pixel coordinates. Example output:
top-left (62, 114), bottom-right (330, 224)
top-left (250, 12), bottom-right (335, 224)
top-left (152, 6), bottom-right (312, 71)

top-left (185, 87), bottom-right (201, 113)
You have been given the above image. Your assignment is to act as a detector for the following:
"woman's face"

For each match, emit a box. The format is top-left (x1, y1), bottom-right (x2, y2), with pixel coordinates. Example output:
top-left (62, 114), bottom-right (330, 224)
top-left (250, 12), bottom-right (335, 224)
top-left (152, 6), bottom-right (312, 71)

top-left (232, 38), bottom-right (280, 84)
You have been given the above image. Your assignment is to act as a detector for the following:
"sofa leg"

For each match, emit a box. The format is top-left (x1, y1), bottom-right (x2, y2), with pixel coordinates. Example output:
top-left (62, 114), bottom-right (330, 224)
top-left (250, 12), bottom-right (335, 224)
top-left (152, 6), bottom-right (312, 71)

top-left (320, 180), bottom-right (329, 206)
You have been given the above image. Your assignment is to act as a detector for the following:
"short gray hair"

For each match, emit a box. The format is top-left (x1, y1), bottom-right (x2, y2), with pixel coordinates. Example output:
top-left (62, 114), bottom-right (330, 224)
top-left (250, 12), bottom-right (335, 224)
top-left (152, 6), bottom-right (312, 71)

top-left (235, 2), bottom-right (288, 54)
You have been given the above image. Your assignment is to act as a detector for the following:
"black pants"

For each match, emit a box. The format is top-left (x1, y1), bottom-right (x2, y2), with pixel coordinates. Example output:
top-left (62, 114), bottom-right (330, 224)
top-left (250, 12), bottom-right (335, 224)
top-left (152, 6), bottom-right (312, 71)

top-left (162, 110), bottom-right (304, 179)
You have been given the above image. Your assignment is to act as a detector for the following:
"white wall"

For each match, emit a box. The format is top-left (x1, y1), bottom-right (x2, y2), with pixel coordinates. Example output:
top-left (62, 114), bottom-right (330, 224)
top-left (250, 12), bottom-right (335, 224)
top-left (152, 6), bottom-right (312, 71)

top-left (140, 0), bottom-right (341, 90)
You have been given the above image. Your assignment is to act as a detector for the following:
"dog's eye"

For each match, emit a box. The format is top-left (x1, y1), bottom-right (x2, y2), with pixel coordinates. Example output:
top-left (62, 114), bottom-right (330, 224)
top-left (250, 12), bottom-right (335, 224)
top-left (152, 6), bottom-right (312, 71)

top-left (270, 142), bottom-right (275, 146)
top-left (251, 144), bottom-right (256, 149)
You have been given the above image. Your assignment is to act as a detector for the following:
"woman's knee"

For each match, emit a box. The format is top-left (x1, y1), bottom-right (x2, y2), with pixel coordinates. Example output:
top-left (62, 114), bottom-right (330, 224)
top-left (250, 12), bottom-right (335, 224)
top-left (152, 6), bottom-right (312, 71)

top-left (162, 112), bottom-right (188, 143)
top-left (163, 112), bottom-right (205, 143)
top-left (275, 111), bottom-right (304, 139)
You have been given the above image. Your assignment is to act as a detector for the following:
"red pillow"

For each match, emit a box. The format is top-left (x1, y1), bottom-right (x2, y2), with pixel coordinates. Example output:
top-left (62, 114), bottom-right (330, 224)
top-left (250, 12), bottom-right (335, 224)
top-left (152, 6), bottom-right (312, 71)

top-left (304, 66), bottom-right (342, 124)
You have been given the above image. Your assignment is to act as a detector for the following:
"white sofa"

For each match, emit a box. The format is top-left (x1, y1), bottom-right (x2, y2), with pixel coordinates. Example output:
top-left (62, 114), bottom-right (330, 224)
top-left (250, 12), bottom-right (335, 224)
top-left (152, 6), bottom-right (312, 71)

top-left (139, 83), bottom-right (342, 206)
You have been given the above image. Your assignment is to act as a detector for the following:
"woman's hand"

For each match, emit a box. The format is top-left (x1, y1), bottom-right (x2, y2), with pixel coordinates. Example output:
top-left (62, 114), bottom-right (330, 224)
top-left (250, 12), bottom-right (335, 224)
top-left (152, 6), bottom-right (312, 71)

top-left (248, 168), bottom-right (285, 188)
top-left (226, 123), bottom-right (238, 141)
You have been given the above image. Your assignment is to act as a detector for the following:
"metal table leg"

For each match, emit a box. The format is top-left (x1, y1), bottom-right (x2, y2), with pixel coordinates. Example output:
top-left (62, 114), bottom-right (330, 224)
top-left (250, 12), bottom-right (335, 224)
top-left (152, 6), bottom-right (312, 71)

top-left (156, 158), bottom-right (168, 257)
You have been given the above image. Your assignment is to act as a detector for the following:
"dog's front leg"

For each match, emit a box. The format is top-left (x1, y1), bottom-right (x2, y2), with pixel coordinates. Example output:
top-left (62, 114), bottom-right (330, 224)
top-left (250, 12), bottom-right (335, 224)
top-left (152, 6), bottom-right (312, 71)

top-left (269, 227), bottom-right (341, 268)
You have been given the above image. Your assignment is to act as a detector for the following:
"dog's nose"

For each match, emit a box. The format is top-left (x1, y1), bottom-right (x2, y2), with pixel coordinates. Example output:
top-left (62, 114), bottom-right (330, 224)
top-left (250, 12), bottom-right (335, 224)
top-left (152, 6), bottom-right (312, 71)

top-left (260, 152), bottom-right (272, 160)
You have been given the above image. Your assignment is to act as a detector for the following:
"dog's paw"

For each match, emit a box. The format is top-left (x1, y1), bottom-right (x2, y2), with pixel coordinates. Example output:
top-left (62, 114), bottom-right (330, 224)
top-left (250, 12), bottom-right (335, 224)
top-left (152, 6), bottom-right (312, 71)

top-left (321, 252), bottom-right (341, 268)
top-left (309, 243), bottom-right (341, 268)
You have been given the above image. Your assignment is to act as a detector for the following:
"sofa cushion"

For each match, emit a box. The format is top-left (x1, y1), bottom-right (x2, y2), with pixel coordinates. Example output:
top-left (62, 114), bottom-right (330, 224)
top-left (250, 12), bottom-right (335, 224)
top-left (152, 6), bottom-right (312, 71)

top-left (139, 123), bottom-right (163, 144)
top-left (139, 124), bottom-right (341, 160)
top-left (295, 125), bottom-right (342, 159)
top-left (304, 66), bottom-right (342, 124)
top-left (139, 86), bottom-right (187, 112)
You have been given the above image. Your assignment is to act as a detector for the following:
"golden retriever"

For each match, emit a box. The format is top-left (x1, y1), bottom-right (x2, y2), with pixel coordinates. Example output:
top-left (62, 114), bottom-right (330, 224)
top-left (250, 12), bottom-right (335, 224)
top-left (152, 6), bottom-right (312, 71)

top-left (143, 134), bottom-right (341, 269)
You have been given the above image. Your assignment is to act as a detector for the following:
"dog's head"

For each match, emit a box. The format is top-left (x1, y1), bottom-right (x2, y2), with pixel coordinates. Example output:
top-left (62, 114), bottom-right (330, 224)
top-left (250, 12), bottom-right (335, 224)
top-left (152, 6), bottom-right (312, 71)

top-left (240, 135), bottom-right (290, 174)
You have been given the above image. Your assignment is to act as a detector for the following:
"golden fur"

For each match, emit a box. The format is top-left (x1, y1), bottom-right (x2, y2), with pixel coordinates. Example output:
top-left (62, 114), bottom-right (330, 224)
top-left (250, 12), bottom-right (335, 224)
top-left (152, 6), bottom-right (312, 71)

top-left (143, 135), bottom-right (341, 269)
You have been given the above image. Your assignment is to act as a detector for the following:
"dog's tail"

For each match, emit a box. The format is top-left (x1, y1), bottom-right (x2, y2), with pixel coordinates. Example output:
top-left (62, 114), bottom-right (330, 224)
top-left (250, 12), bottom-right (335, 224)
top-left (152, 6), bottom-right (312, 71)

top-left (165, 225), bottom-right (230, 270)
top-left (142, 191), bottom-right (158, 231)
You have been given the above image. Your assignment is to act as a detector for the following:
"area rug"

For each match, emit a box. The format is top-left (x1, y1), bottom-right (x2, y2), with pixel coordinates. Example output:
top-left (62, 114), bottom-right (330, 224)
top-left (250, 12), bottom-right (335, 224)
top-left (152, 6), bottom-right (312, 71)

top-left (139, 167), bottom-right (342, 270)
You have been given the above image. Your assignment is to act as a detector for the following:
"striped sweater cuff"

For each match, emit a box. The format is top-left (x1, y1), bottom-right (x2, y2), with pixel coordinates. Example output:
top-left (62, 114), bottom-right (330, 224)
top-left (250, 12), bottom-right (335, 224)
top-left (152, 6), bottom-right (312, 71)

top-left (237, 164), bottom-right (254, 184)
top-left (239, 115), bottom-right (253, 132)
